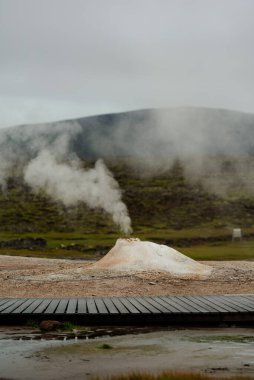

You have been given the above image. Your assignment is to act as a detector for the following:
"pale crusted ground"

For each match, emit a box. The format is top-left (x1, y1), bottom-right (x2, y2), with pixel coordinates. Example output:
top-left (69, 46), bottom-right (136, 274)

top-left (0, 255), bottom-right (253, 297)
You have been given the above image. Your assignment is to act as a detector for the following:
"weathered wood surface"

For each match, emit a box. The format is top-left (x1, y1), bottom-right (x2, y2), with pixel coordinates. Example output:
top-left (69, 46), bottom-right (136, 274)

top-left (0, 295), bottom-right (253, 325)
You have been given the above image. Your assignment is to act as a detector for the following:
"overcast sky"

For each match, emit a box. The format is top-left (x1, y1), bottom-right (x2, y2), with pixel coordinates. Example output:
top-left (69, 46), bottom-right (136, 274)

top-left (1, 0), bottom-right (254, 127)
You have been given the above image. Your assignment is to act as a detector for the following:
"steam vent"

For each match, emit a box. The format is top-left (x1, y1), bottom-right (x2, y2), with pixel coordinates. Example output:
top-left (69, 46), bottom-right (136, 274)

top-left (92, 238), bottom-right (211, 278)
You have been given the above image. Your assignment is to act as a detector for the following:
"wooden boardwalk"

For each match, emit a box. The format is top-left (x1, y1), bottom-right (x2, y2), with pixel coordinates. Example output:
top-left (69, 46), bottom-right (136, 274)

top-left (0, 294), bottom-right (254, 325)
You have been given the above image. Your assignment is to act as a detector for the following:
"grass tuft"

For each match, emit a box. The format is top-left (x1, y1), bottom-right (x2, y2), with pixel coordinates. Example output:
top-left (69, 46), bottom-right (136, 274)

top-left (98, 343), bottom-right (113, 350)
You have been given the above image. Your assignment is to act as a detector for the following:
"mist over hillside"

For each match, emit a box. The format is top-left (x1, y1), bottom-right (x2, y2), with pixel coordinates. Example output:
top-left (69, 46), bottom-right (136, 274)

top-left (1, 106), bottom-right (254, 192)
top-left (77, 107), bottom-right (254, 158)
top-left (2, 107), bottom-right (254, 161)
top-left (1, 107), bottom-right (254, 233)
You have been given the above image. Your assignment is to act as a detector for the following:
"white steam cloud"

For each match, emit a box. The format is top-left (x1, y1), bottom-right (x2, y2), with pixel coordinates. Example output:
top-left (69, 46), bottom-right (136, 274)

top-left (0, 106), bottom-right (254, 225)
top-left (85, 107), bottom-right (254, 195)
top-left (0, 120), bottom-right (132, 234)
top-left (24, 150), bottom-right (132, 235)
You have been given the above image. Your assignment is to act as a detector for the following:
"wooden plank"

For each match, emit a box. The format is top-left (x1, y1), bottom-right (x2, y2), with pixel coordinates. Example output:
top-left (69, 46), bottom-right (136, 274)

top-left (44, 299), bottom-right (60, 314)
top-left (237, 295), bottom-right (254, 302)
top-left (111, 298), bottom-right (129, 314)
top-left (219, 295), bottom-right (251, 311)
top-left (201, 296), bottom-right (239, 312)
top-left (135, 297), bottom-right (162, 314)
top-left (160, 296), bottom-right (190, 313)
top-left (209, 295), bottom-right (248, 312)
top-left (233, 296), bottom-right (254, 309)
top-left (239, 295), bottom-right (254, 308)
top-left (127, 297), bottom-right (151, 313)
top-left (21, 299), bottom-right (44, 314)
top-left (183, 296), bottom-right (220, 313)
top-left (0, 299), bottom-right (11, 307)
top-left (33, 299), bottom-right (52, 314)
top-left (192, 296), bottom-right (229, 313)
top-left (66, 298), bottom-right (77, 314)
top-left (218, 296), bottom-right (254, 311)
top-left (243, 295), bottom-right (254, 302)
top-left (166, 296), bottom-right (201, 313)
top-left (102, 298), bottom-right (119, 314)
top-left (178, 296), bottom-right (213, 313)
top-left (199, 295), bottom-right (234, 312)
top-left (86, 298), bottom-right (98, 314)
top-left (55, 299), bottom-right (69, 314)
top-left (146, 297), bottom-right (175, 313)
top-left (153, 297), bottom-right (181, 313)
top-left (0, 299), bottom-right (18, 312)
top-left (1, 299), bottom-right (28, 314)
top-left (95, 298), bottom-right (108, 314)
top-left (12, 299), bottom-right (37, 314)
top-left (77, 298), bottom-right (87, 314)
top-left (118, 297), bottom-right (140, 313)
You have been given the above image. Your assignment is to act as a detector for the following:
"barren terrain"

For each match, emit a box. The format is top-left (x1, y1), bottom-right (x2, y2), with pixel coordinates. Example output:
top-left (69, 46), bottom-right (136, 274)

top-left (0, 255), bottom-right (253, 297)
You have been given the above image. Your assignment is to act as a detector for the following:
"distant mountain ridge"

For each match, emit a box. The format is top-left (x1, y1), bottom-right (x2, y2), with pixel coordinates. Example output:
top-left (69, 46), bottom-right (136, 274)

top-left (1, 107), bottom-right (254, 162)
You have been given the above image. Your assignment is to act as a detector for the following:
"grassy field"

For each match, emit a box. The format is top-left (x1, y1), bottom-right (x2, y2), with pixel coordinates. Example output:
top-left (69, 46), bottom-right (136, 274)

top-left (180, 241), bottom-right (254, 261)
top-left (0, 228), bottom-right (253, 261)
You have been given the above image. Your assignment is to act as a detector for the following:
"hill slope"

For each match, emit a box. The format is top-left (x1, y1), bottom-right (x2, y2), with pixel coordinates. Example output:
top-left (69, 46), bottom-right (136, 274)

top-left (1, 106), bottom-right (254, 161)
top-left (0, 107), bottom-right (254, 238)
top-left (0, 160), bottom-right (254, 234)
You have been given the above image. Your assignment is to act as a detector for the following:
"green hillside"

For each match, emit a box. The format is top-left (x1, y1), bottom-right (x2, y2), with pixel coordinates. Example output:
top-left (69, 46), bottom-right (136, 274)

top-left (1, 106), bottom-right (254, 260)
top-left (0, 158), bottom-right (254, 260)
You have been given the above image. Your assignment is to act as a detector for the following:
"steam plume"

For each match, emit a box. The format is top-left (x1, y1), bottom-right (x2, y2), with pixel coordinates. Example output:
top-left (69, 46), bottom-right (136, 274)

top-left (24, 150), bottom-right (132, 234)
top-left (0, 106), bottom-right (254, 213)
top-left (0, 120), bottom-right (132, 234)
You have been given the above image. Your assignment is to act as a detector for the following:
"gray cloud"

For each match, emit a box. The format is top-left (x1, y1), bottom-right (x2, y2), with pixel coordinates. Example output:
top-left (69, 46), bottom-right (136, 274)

top-left (0, 0), bottom-right (254, 127)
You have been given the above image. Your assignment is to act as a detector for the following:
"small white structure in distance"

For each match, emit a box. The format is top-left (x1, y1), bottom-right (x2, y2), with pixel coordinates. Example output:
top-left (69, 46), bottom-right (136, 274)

top-left (232, 228), bottom-right (242, 241)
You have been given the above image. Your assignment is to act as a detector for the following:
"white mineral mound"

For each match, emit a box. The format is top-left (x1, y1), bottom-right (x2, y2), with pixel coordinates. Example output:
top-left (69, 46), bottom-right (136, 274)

top-left (91, 238), bottom-right (211, 277)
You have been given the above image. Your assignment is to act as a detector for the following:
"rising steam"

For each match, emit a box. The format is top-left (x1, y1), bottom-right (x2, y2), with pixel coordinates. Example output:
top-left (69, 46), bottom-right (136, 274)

top-left (0, 106), bottom-right (254, 220)
top-left (0, 120), bottom-right (132, 234)
top-left (24, 150), bottom-right (132, 234)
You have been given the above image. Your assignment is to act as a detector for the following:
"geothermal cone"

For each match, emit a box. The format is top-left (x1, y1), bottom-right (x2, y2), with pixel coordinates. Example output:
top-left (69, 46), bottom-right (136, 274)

top-left (91, 238), bottom-right (211, 277)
